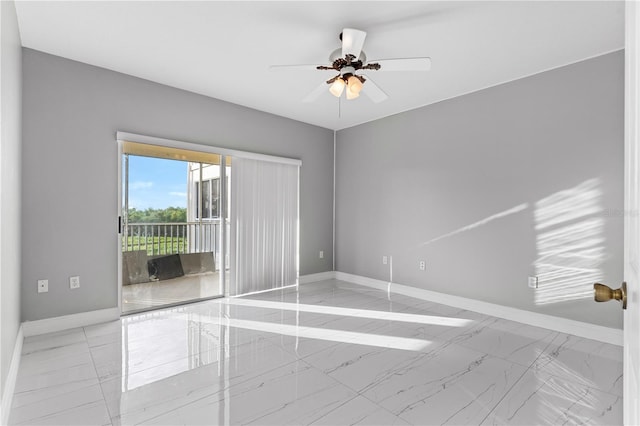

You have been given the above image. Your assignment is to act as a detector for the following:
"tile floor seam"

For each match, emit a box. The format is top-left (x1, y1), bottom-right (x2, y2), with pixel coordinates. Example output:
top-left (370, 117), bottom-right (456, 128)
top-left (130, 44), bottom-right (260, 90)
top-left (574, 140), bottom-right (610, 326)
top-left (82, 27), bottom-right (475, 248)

top-left (293, 318), bottom-right (512, 410)
top-left (10, 379), bottom-right (100, 413)
top-left (522, 365), bottom-right (624, 401)
top-left (13, 372), bottom-right (97, 390)
top-left (536, 334), bottom-right (624, 397)
top-left (91, 330), bottom-right (278, 384)
top-left (12, 400), bottom-right (108, 426)
top-left (360, 351), bottom-right (503, 424)
top-left (83, 326), bottom-right (114, 424)
top-left (350, 390), bottom-right (414, 425)
top-left (453, 337), bottom-right (557, 370)
top-left (293, 357), bottom-right (406, 426)
top-left (491, 375), bottom-right (549, 425)
top-left (298, 347), bottom-right (427, 424)
top-left (478, 331), bottom-right (561, 424)
top-left (8, 343), bottom-right (101, 424)
top-left (304, 394), bottom-right (363, 426)
top-left (122, 356), bottom-right (306, 425)
top-left (242, 380), bottom-right (354, 426)
top-left (288, 349), bottom-right (410, 425)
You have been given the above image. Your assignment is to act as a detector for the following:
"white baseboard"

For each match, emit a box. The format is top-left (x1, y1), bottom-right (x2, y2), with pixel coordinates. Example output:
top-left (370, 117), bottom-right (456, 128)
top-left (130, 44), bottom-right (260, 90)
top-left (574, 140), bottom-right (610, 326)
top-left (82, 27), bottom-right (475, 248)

top-left (16, 274), bottom-right (622, 346)
top-left (233, 272), bottom-right (336, 297)
top-left (232, 284), bottom-right (298, 298)
top-left (335, 271), bottom-right (623, 346)
top-left (22, 307), bottom-right (120, 338)
top-left (299, 271), bottom-right (336, 284)
top-left (1, 325), bottom-right (23, 425)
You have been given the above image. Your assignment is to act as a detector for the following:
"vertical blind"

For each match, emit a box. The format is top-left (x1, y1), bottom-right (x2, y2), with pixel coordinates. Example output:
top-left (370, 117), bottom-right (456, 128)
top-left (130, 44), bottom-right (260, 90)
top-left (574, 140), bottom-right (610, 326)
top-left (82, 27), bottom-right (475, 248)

top-left (229, 157), bottom-right (299, 296)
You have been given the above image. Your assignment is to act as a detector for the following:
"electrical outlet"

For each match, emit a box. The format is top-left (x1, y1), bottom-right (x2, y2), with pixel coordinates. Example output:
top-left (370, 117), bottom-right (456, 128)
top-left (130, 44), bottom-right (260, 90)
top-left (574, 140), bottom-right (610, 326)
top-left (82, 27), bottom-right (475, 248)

top-left (319, 251), bottom-right (324, 259)
top-left (528, 276), bottom-right (538, 289)
top-left (382, 256), bottom-right (388, 265)
top-left (69, 276), bottom-right (80, 289)
top-left (37, 279), bottom-right (48, 293)
top-left (419, 261), bottom-right (426, 271)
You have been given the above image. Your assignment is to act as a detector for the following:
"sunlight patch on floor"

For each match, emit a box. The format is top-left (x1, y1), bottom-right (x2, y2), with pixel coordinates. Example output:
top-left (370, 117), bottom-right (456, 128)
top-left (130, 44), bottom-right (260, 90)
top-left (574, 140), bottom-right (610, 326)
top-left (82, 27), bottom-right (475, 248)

top-left (187, 314), bottom-right (432, 352)
top-left (223, 298), bottom-right (474, 327)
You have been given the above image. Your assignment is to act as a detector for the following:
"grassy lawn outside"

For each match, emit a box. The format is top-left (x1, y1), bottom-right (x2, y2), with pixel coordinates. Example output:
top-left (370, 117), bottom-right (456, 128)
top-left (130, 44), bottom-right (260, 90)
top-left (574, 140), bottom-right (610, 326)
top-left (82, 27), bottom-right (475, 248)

top-left (123, 236), bottom-right (188, 256)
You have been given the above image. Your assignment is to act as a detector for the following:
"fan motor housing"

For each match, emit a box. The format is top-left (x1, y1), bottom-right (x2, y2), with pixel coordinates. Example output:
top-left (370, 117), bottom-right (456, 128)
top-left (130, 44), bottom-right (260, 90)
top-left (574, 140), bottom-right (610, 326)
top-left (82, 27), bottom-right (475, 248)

top-left (329, 48), bottom-right (366, 64)
top-left (340, 66), bottom-right (356, 76)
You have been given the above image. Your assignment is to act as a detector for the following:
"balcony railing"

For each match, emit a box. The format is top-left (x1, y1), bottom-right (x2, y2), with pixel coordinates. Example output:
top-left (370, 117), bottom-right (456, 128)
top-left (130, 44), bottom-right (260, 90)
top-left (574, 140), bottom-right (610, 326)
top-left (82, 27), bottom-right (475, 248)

top-left (122, 221), bottom-right (220, 256)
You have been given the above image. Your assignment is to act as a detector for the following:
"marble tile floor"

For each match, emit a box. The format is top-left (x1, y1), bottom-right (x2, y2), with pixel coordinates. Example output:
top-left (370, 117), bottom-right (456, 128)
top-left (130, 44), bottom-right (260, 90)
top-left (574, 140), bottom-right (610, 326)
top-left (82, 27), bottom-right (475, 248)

top-left (9, 279), bottom-right (622, 425)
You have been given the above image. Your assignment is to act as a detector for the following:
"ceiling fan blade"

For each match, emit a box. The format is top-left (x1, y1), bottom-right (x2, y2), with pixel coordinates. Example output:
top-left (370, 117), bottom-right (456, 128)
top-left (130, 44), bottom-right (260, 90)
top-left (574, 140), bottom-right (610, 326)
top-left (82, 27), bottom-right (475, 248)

top-left (269, 64), bottom-right (324, 71)
top-left (361, 75), bottom-right (388, 104)
top-left (342, 28), bottom-right (367, 59)
top-left (302, 81), bottom-right (329, 103)
top-left (371, 57), bottom-right (432, 72)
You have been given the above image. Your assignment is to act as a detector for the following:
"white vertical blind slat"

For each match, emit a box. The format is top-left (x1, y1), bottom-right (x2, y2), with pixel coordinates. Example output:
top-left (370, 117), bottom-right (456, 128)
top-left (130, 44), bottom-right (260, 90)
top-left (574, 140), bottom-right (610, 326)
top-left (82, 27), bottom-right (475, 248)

top-left (229, 158), bottom-right (299, 296)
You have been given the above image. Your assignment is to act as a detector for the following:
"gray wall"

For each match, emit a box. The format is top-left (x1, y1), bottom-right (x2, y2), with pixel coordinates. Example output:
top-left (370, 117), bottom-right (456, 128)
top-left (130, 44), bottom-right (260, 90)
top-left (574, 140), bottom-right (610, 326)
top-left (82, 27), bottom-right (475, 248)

top-left (22, 49), bottom-right (334, 322)
top-left (1, 0), bottom-right (22, 397)
top-left (336, 51), bottom-right (624, 329)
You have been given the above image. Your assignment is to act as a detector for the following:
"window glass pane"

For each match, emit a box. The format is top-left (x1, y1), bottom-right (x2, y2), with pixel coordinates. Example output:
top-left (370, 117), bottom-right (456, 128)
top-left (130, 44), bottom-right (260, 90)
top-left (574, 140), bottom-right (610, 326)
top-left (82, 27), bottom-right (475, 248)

top-left (195, 181), bottom-right (200, 219)
top-left (212, 178), bottom-right (220, 218)
top-left (202, 179), bottom-right (210, 219)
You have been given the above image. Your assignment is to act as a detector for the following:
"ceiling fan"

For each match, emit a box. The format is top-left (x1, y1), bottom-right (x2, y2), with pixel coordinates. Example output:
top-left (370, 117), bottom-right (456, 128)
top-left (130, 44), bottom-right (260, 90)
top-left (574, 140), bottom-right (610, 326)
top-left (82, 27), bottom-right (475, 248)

top-left (270, 28), bottom-right (432, 104)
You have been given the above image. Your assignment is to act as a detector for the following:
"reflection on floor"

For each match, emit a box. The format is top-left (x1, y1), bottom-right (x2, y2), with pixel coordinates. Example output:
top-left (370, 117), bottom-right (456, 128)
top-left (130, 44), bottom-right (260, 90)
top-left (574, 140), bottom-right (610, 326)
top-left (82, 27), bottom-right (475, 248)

top-left (10, 280), bottom-right (622, 425)
top-left (122, 272), bottom-right (223, 313)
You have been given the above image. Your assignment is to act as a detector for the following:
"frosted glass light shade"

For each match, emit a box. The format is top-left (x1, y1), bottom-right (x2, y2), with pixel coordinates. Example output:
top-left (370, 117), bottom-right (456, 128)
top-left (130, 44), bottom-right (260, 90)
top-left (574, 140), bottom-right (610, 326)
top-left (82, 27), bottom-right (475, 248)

top-left (346, 86), bottom-right (360, 100)
top-left (347, 76), bottom-right (363, 94)
top-left (329, 79), bottom-right (345, 97)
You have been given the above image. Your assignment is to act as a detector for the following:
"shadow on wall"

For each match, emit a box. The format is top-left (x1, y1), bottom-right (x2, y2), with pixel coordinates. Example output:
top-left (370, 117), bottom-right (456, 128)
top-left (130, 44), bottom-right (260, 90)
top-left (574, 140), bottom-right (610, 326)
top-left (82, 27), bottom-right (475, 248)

top-left (534, 179), bottom-right (604, 305)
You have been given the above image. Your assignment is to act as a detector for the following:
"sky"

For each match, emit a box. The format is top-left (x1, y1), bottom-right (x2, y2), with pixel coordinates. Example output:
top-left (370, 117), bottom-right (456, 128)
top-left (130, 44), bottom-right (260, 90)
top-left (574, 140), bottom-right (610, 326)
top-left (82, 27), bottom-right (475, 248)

top-left (125, 155), bottom-right (188, 210)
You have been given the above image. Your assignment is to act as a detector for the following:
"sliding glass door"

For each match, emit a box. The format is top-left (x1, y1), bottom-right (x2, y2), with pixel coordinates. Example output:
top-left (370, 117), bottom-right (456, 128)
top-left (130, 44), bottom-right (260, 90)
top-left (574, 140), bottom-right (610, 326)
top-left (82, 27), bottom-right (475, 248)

top-left (117, 133), bottom-right (300, 311)
top-left (120, 142), bottom-right (230, 314)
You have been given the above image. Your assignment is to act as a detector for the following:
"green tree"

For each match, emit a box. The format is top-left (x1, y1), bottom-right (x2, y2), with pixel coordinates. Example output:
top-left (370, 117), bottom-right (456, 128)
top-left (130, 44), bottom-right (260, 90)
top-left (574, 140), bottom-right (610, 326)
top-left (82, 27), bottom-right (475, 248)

top-left (127, 207), bottom-right (186, 223)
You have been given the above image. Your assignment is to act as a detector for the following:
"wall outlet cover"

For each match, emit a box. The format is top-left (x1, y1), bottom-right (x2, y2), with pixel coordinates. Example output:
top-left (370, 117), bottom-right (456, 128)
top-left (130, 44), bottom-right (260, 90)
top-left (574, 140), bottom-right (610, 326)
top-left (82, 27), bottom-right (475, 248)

top-left (70, 276), bottom-right (80, 289)
top-left (528, 276), bottom-right (538, 289)
top-left (319, 251), bottom-right (324, 259)
top-left (37, 279), bottom-right (48, 293)
top-left (419, 261), bottom-right (426, 271)
top-left (383, 256), bottom-right (388, 265)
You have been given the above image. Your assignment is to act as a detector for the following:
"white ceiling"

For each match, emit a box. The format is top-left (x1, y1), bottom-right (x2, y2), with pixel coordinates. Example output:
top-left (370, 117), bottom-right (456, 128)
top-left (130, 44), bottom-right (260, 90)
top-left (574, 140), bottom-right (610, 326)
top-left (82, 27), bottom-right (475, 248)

top-left (15, 1), bottom-right (624, 131)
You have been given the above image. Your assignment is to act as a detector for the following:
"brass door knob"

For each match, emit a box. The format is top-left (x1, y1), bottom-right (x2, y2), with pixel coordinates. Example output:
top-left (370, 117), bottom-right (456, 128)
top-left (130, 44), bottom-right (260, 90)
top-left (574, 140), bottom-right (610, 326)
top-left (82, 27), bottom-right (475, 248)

top-left (594, 282), bottom-right (627, 310)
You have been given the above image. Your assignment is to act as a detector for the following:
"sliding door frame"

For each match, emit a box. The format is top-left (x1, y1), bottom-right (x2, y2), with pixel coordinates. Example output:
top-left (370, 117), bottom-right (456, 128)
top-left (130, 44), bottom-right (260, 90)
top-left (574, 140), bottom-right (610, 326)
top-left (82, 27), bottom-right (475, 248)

top-left (117, 132), bottom-right (301, 166)
top-left (116, 132), bottom-right (301, 315)
top-left (117, 140), bottom-right (124, 314)
top-left (117, 146), bottom-right (227, 315)
top-left (220, 154), bottom-right (228, 295)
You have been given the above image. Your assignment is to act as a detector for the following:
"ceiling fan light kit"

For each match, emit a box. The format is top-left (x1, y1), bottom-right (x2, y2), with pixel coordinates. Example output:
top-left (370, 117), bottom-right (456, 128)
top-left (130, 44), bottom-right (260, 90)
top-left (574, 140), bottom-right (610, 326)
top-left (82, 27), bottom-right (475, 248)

top-left (346, 85), bottom-right (359, 100)
top-left (329, 78), bottom-right (345, 97)
top-left (271, 28), bottom-right (431, 105)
